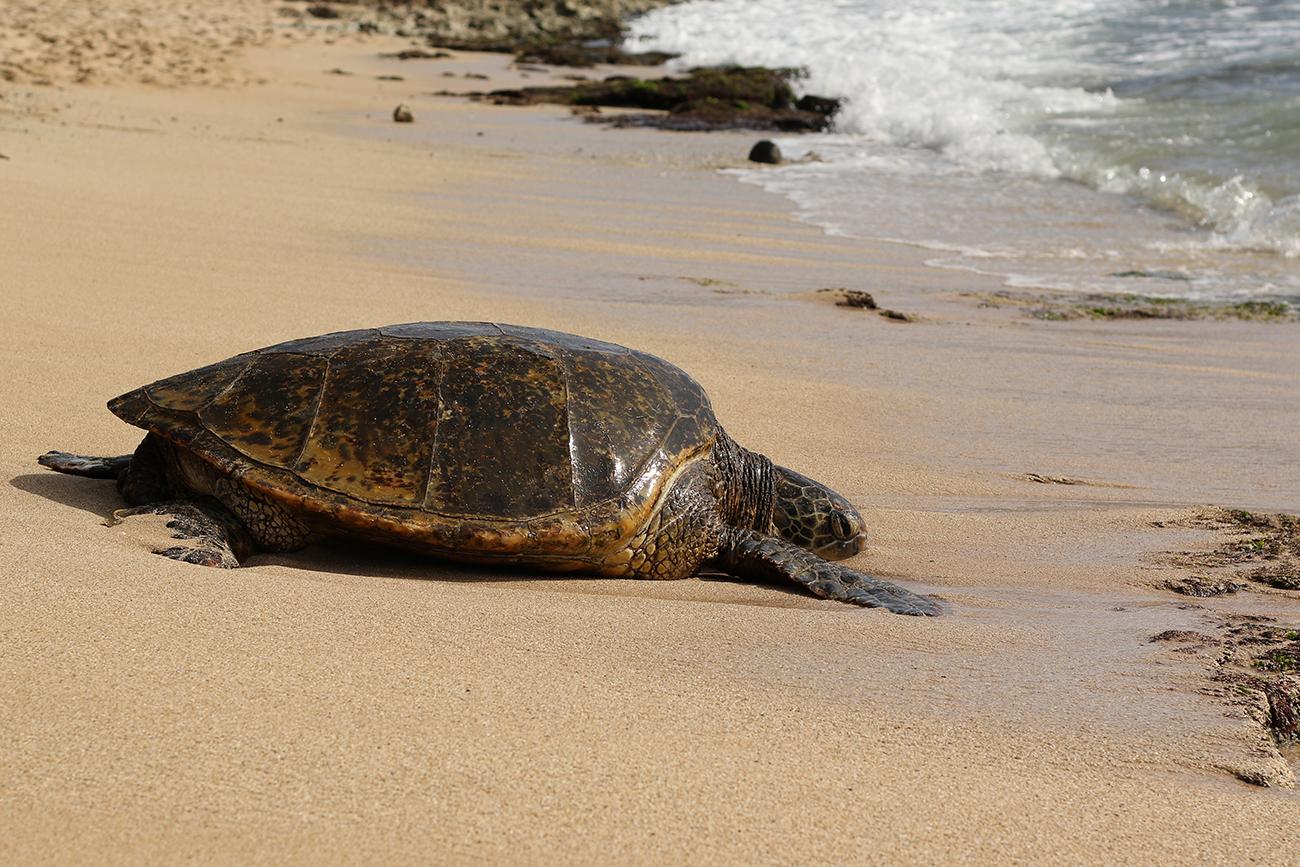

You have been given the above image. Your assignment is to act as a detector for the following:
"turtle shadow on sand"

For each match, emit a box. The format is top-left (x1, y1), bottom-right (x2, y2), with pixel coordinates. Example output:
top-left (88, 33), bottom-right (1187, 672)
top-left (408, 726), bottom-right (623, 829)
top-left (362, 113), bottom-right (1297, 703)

top-left (10, 472), bottom-right (121, 519)
top-left (6, 470), bottom-right (774, 603)
top-left (258, 539), bottom-right (567, 585)
top-left (20, 482), bottom-right (940, 618)
top-left (12, 468), bottom-right (883, 610)
top-left (12, 469), bottom-right (814, 604)
top-left (259, 540), bottom-right (819, 606)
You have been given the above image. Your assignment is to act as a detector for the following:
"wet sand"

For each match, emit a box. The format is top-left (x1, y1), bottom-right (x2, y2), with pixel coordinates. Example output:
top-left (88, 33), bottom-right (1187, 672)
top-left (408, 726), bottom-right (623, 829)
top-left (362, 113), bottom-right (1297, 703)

top-left (3, 17), bottom-right (1299, 863)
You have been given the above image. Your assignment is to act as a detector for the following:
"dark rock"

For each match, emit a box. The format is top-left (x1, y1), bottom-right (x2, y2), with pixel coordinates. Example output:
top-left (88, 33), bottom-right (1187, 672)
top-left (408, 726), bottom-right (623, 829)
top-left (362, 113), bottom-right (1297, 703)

top-left (879, 309), bottom-right (913, 322)
top-left (620, 51), bottom-right (678, 66)
top-left (571, 67), bottom-right (796, 112)
top-left (486, 66), bottom-right (837, 133)
top-left (393, 104), bottom-right (414, 123)
top-left (796, 94), bottom-right (841, 117)
top-left (381, 49), bottom-right (454, 61)
top-left (377, 75), bottom-right (405, 81)
top-left (771, 113), bottom-right (828, 132)
top-left (600, 109), bottom-right (828, 132)
top-left (305, 4), bottom-right (340, 19)
top-left (516, 39), bottom-right (677, 68)
top-left (747, 140), bottom-right (782, 164)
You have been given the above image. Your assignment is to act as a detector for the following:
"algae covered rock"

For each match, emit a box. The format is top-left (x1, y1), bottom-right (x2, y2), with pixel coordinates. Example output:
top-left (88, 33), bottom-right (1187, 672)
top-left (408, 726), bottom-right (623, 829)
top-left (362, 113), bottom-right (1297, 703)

top-left (488, 66), bottom-right (838, 132)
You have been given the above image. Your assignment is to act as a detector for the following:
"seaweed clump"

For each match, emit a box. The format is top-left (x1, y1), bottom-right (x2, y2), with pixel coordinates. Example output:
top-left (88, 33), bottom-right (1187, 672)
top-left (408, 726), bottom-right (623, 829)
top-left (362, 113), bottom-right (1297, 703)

top-left (968, 291), bottom-right (1297, 323)
top-left (1180, 509), bottom-right (1300, 592)
top-left (813, 288), bottom-right (916, 322)
top-left (1150, 617), bottom-right (1300, 785)
top-left (1150, 511), bottom-right (1300, 784)
top-left (1217, 619), bottom-right (1300, 748)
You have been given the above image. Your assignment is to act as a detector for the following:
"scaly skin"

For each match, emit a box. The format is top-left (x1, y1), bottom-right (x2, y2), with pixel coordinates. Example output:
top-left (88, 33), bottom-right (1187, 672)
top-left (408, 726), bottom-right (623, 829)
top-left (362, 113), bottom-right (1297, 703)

top-left (164, 442), bottom-right (311, 552)
top-left (603, 456), bottom-right (724, 580)
top-left (607, 437), bottom-right (942, 615)
top-left (113, 500), bottom-right (252, 568)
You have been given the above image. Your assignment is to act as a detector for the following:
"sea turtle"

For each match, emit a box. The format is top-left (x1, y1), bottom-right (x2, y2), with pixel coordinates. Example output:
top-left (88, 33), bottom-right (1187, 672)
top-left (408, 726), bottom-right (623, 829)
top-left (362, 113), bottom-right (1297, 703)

top-left (39, 322), bottom-right (940, 615)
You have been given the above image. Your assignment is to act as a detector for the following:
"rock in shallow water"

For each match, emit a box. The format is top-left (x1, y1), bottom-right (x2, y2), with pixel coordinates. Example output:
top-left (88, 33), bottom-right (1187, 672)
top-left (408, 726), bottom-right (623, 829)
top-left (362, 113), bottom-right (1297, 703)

top-left (795, 94), bottom-right (842, 117)
top-left (748, 140), bottom-right (782, 164)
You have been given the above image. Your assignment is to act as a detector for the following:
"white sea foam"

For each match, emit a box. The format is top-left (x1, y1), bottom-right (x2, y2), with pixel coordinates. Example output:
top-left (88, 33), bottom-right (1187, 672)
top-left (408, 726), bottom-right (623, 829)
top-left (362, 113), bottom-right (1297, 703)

top-left (630, 0), bottom-right (1300, 297)
top-left (632, 0), bottom-right (1115, 177)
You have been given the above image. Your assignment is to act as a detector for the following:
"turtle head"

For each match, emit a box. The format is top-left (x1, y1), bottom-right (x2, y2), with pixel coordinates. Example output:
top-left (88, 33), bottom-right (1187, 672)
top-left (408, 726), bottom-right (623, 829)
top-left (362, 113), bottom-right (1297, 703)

top-left (769, 466), bottom-right (867, 561)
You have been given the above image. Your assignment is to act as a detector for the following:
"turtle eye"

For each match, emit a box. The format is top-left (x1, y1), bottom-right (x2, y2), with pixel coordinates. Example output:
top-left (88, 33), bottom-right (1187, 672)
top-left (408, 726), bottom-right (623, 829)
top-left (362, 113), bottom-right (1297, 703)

top-left (831, 511), bottom-right (857, 541)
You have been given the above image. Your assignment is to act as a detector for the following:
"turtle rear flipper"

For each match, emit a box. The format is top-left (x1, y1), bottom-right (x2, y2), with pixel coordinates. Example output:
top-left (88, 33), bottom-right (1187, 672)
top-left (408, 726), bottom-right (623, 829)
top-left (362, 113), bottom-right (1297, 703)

top-left (112, 499), bottom-right (254, 569)
top-left (719, 529), bottom-right (943, 616)
top-left (41, 437), bottom-right (171, 505)
top-left (38, 450), bottom-right (132, 479)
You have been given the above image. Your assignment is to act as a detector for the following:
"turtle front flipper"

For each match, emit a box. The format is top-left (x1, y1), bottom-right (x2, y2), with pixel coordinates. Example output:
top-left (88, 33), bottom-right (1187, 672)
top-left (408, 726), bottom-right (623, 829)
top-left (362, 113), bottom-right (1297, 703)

top-left (718, 529), bottom-right (943, 616)
top-left (38, 450), bottom-right (132, 479)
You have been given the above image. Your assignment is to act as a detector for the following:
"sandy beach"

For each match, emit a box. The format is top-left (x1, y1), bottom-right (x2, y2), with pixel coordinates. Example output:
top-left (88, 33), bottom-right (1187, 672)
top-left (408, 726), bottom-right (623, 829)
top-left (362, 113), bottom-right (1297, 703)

top-left (3, 4), bottom-right (1299, 862)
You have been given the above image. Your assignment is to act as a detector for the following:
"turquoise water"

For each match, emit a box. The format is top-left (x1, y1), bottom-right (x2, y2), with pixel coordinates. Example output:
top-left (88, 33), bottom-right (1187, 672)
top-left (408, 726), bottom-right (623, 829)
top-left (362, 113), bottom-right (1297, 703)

top-left (632, 0), bottom-right (1300, 300)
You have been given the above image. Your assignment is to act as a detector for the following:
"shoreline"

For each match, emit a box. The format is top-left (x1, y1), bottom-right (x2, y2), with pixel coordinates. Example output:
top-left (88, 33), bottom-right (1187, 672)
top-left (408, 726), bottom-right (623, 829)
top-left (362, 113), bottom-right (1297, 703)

top-left (3, 19), bottom-right (1299, 862)
top-left (627, 1), bottom-right (1300, 305)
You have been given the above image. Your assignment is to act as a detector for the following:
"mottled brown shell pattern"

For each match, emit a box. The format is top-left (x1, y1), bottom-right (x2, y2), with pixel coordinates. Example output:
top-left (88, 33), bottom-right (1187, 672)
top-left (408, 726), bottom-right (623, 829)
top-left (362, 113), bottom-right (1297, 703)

top-left (107, 323), bottom-right (719, 565)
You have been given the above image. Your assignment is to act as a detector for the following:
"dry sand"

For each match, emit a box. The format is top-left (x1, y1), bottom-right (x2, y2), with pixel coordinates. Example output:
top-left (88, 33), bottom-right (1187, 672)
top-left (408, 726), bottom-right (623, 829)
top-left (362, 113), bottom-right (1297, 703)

top-left (2, 6), bottom-right (1299, 863)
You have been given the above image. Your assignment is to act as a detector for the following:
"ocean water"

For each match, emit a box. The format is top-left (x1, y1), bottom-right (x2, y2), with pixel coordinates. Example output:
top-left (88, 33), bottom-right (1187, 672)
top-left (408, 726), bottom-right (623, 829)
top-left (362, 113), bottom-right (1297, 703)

top-left (629, 0), bottom-right (1300, 301)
